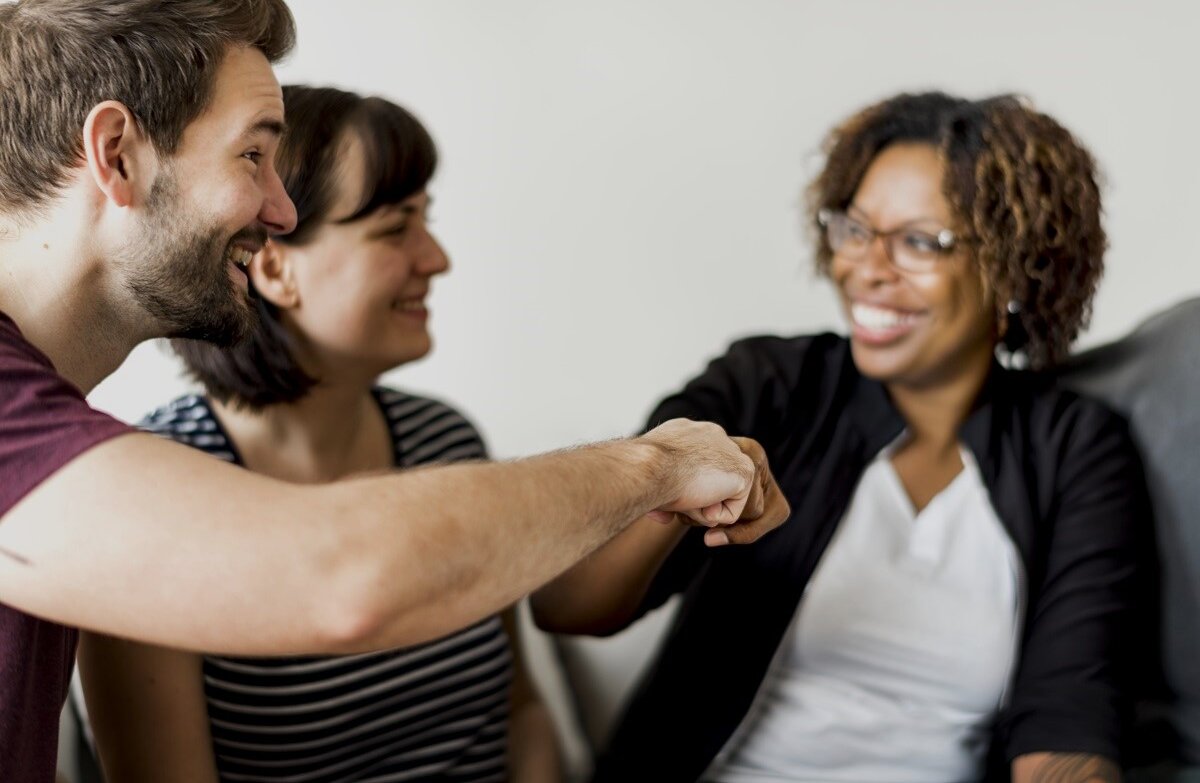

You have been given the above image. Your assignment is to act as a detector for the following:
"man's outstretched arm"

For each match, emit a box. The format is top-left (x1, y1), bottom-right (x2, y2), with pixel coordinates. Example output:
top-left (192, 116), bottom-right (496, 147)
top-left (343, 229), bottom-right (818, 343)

top-left (0, 419), bottom-right (753, 655)
top-left (532, 436), bottom-right (790, 636)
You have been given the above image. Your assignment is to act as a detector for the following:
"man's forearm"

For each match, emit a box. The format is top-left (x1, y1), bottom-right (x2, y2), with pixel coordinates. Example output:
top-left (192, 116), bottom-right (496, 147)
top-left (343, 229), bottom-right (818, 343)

top-left (0, 421), bottom-right (748, 655)
top-left (531, 434), bottom-right (791, 636)
top-left (327, 437), bottom-right (679, 651)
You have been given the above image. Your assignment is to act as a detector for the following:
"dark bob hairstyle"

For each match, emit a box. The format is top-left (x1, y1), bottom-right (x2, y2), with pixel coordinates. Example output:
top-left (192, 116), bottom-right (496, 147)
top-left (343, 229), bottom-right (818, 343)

top-left (171, 85), bottom-right (437, 409)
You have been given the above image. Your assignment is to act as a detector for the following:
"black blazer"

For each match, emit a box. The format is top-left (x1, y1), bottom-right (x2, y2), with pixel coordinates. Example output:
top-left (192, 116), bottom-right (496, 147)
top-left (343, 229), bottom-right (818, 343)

top-left (593, 333), bottom-right (1154, 782)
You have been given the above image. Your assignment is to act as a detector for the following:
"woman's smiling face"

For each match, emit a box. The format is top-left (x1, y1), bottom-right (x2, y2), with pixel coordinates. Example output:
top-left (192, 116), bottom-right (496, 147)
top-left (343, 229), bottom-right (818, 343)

top-left (830, 143), bottom-right (996, 390)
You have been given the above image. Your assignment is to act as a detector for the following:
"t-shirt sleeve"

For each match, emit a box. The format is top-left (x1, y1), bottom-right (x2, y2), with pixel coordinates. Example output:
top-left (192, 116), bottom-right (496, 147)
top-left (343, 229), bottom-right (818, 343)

top-left (0, 340), bottom-right (131, 517)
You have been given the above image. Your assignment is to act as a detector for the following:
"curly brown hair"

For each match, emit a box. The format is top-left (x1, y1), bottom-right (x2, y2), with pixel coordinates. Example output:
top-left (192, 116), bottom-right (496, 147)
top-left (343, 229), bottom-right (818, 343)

top-left (807, 92), bottom-right (1106, 369)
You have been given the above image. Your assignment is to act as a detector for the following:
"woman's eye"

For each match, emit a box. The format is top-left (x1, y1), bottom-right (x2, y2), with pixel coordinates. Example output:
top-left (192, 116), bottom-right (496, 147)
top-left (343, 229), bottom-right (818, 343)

top-left (242, 151), bottom-right (262, 165)
top-left (904, 232), bottom-right (940, 254)
top-left (846, 222), bottom-right (872, 242)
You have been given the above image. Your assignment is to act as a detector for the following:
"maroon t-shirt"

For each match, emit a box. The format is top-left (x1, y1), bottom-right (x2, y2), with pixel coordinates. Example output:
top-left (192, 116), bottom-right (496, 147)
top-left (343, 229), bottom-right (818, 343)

top-left (0, 311), bottom-right (130, 781)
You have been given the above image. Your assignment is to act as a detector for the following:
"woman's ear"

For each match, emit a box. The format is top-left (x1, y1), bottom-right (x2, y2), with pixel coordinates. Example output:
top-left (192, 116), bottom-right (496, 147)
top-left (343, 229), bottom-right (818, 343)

top-left (249, 240), bottom-right (300, 309)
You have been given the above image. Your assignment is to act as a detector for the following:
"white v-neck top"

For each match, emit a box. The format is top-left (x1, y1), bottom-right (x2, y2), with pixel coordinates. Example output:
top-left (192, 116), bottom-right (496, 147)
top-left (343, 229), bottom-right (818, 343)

top-left (708, 442), bottom-right (1024, 783)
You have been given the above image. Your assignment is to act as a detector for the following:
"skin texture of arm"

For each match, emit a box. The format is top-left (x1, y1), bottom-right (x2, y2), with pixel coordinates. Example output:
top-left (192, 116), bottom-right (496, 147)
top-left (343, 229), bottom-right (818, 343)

top-left (531, 436), bottom-right (790, 636)
top-left (1013, 752), bottom-right (1121, 782)
top-left (76, 635), bottom-right (218, 783)
top-left (0, 418), bottom-right (753, 655)
top-left (501, 607), bottom-right (562, 783)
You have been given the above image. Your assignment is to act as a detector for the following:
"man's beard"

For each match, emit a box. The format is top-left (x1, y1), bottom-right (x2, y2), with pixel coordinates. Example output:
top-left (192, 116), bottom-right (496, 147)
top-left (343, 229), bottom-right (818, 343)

top-left (121, 171), bottom-right (263, 346)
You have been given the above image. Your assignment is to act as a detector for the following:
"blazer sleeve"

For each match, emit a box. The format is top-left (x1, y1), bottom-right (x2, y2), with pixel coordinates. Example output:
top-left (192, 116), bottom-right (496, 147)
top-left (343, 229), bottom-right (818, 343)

top-left (635, 334), bottom-right (810, 617)
top-left (999, 399), bottom-right (1154, 763)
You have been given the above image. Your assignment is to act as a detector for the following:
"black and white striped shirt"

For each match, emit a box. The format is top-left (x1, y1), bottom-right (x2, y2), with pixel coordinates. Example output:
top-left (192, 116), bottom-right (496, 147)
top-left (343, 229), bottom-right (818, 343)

top-left (140, 389), bottom-right (513, 782)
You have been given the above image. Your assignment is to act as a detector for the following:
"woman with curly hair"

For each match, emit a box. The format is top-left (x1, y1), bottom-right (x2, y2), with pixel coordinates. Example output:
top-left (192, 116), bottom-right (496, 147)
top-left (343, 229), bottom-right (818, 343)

top-left (534, 92), bottom-right (1153, 782)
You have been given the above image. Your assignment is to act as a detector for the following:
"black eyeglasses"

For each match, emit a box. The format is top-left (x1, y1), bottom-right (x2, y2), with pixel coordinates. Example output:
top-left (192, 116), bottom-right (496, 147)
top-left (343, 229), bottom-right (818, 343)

top-left (817, 208), bottom-right (959, 274)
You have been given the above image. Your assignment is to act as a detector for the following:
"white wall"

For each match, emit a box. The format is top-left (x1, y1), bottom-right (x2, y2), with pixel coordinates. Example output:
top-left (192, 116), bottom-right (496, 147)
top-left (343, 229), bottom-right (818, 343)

top-left (89, 0), bottom-right (1200, 460)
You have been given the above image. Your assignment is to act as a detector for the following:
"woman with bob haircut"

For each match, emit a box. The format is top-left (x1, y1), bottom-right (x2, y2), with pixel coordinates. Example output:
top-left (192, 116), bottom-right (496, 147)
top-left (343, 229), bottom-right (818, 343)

top-left (534, 92), bottom-right (1155, 783)
top-left (78, 85), bottom-right (562, 783)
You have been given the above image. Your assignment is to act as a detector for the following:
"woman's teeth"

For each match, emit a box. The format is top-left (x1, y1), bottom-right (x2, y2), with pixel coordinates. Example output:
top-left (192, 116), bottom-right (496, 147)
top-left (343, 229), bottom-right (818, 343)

top-left (851, 303), bottom-right (917, 330)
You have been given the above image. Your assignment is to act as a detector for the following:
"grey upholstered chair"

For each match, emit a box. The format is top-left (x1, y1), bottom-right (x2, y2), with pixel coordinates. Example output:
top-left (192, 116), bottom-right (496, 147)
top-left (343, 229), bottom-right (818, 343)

top-left (1060, 297), bottom-right (1200, 777)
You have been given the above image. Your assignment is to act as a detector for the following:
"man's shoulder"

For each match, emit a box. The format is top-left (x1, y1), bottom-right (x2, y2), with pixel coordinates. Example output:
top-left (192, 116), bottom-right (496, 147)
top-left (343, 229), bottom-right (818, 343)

top-left (0, 316), bottom-right (131, 515)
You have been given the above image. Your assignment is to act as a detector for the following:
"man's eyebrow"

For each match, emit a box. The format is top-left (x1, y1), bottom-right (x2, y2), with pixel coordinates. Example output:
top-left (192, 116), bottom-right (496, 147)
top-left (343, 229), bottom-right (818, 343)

top-left (240, 117), bottom-right (286, 141)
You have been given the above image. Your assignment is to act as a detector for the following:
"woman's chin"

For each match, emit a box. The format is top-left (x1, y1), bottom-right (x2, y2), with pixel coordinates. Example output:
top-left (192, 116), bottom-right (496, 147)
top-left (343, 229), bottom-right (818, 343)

top-left (384, 335), bottom-right (433, 367)
top-left (850, 338), bottom-right (917, 383)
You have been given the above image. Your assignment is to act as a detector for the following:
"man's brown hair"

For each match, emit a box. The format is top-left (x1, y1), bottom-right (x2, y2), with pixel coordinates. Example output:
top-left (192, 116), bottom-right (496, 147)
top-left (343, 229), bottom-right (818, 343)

top-left (0, 0), bottom-right (296, 217)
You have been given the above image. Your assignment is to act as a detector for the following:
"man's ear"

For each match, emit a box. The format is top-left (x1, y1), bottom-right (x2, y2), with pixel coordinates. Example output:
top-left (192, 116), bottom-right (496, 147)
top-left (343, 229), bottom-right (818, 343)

top-left (81, 101), bottom-right (155, 208)
top-left (249, 241), bottom-right (300, 309)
